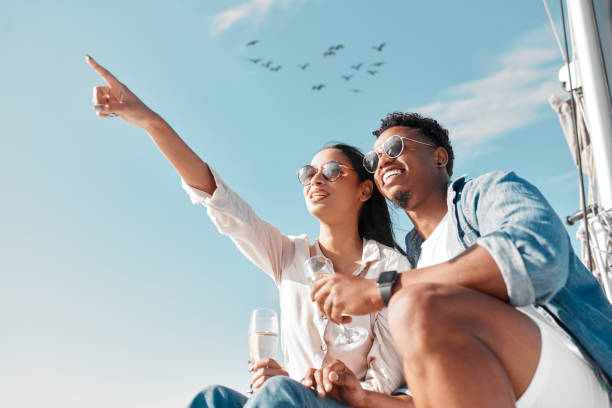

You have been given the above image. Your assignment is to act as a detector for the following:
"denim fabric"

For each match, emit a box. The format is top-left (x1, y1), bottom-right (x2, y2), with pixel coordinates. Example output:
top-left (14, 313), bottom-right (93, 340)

top-left (189, 384), bottom-right (248, 408)
top-left (189, 377), bottom-right (348, 408)
top-left (405, 171), bottom-right (612, 397)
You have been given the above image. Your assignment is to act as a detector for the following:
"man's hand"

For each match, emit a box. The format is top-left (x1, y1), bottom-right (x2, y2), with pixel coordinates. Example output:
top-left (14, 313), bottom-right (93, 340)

top-left (311, 273), bottom-right (384, 324)
top-left (302, 360), bottom-right (368, 407)
top-left (250, 358), bottom-right (289, 390)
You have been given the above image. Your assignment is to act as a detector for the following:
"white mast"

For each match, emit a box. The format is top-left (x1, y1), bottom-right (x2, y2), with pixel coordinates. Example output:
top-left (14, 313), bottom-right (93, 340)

top-left (567, 0), bottom-right (612, 207)
top-left (556, 0), bottom-right (612, 300)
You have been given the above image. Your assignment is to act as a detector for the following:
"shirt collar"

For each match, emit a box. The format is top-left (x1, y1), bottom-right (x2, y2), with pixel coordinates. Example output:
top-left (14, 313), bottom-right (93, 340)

top-left (314, 238), bottom-right (382, 276)
top-left (447, 175), bottom-right (469, 207)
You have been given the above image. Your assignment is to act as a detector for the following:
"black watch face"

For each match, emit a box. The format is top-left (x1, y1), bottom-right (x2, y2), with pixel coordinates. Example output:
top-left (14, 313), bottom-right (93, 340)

top-left (379, 270), bottom-right (397, 284)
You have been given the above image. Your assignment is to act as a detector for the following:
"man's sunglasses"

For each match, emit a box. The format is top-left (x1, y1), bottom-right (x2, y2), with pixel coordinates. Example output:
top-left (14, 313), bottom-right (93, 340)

top-left (297, 161), bottom-right (355, 186)
top-left (363, 135), bottom-right (436, 173)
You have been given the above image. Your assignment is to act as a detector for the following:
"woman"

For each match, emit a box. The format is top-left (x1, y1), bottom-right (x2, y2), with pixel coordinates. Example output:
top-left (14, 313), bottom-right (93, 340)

top-left (86, 55), bottom-right (412, 408)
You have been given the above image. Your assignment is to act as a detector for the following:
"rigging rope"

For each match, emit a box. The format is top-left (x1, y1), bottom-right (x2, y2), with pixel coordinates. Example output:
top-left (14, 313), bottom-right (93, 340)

top-left (543, 0), bottom-right (568, 63)
top-left (560, 0), bottom-right (594, 271)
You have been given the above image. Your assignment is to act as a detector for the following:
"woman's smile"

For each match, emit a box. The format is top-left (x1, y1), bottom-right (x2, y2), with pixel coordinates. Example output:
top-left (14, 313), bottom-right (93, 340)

top-left (309, 189), bottom-right (330, 202)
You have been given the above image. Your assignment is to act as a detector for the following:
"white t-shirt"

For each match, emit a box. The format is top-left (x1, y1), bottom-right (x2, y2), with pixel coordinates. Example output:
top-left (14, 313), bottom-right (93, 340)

top-left (416, 213), bottom-right (463, 269)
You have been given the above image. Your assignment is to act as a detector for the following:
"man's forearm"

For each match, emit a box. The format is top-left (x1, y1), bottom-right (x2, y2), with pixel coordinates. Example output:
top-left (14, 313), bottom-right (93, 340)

top-left (360, 390), bottom-right (414, 408)
top-left (393, 245), bottom-right (509, 302)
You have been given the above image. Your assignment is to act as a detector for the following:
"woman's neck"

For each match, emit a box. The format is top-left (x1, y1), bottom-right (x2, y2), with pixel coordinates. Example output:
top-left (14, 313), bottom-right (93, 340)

top-left (317, 222), bottom-right (363, 275)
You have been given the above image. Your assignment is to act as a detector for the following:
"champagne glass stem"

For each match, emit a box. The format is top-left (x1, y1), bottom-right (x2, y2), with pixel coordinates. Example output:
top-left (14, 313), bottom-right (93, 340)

top-left (339, 324), bottom-right (351, 343)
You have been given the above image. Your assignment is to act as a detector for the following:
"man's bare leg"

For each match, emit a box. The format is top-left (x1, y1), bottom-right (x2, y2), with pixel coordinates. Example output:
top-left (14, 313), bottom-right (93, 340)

top-left (388, 283), bottom-right (541, 408)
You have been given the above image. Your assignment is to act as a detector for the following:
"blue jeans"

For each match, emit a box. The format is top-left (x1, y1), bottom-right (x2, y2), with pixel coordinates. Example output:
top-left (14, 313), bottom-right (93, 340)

top-left (188, 376), bottom-right (347, 408)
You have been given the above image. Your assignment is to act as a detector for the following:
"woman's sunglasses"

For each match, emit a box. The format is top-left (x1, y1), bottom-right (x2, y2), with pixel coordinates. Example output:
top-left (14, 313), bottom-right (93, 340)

top-left (297, 161), bottom-right (355, 186)
top-left (363, 135), bottom-right (436, 173)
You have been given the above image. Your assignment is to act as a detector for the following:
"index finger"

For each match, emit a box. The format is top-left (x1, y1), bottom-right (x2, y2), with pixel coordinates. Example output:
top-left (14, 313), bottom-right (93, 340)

top-left (311, 274), bottom-right (333, 301)
top-left (252, 358), bottom-right (281, 370)
top-left (328, 359), bottom-right (348, 377)
top-left (301, 368), bottom-right (316, 388)
top-left (85, 55), bottom-right (121, 86)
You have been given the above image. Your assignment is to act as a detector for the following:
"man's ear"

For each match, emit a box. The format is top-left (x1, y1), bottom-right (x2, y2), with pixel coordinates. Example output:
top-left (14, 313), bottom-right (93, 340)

top-left (360, 179), bottom-right (374, 202)
top-left (434, 147), bottom-right (448, 168)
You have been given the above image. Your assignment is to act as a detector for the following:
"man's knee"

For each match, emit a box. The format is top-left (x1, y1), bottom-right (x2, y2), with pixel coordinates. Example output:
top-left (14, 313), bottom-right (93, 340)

top-left (388, 283), bottom-right (459, 353)
top-left (388, 283), bottom-right (451, 327)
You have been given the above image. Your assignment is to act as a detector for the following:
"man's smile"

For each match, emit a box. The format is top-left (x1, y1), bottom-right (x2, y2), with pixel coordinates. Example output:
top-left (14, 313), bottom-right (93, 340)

top-left (381, 167), bottom-right (405, 185)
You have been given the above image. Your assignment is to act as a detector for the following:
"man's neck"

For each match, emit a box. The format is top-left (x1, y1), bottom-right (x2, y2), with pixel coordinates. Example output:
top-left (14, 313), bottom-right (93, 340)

top-left (406, 186), bottom-right (449, 240)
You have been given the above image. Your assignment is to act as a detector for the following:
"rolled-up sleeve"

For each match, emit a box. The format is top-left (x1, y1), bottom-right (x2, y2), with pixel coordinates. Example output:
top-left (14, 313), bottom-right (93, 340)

top-left (360, 308), bottom-right (404, 394)
top-left (467, 172), bottom-right (570, 306)
top-left (181, 169), bottom-right (294, 284)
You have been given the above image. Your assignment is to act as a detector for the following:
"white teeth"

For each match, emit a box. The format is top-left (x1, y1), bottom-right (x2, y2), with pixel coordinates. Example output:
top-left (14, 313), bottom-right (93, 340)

top-left (383, 169), bottom-right (402, 184)
top-left (310, 192), bottom-right (328, 201)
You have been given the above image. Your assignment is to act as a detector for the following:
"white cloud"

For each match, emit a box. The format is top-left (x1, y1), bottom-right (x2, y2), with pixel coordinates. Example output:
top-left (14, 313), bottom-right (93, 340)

top-left (413, 24), bottom-right (565, 144)
top-left (541, 170), bottom-right (577, 185)
top-left (210, 0), bottom-right (291, 36)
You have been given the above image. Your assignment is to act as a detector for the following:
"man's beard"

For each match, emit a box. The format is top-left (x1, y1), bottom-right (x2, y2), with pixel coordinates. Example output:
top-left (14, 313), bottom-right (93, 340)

top-left (391, 190), bottom-right (411, 209)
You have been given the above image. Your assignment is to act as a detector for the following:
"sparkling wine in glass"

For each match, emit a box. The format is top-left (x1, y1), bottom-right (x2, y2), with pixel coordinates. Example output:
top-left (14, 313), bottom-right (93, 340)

top-left (249, 308), bottom-right (279, 362)
top-left (304, 255), bottom-right (368, 351)
top-left (248, 308), bottom-right (279, 392)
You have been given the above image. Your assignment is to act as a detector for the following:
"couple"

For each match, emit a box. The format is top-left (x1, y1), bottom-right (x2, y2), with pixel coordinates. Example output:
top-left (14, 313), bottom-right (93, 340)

top-left (87, 55), bottom-right (612, 407)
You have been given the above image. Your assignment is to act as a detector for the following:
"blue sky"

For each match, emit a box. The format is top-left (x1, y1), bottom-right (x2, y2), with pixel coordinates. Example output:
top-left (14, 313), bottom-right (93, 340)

top-left (1, 1), bottom-right (582, 407)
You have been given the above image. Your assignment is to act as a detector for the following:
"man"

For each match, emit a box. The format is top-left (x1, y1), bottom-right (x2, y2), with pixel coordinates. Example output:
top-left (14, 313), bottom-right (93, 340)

top-left (312, 112), bottom-right (612, 407)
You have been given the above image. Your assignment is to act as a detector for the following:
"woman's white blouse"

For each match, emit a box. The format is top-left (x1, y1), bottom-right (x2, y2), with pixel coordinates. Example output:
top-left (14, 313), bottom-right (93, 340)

top-left (181, 168), bottom-right (409, 394)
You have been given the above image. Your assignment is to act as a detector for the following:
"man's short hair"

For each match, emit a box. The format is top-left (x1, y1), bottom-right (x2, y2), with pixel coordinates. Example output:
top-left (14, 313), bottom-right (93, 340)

top-left (372, 112), bottom-right (455, 177)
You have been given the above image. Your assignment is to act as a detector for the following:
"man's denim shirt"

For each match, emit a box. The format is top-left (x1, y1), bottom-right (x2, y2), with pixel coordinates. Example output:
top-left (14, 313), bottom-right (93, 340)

top-left (405, 171), bottom-right (612, 396)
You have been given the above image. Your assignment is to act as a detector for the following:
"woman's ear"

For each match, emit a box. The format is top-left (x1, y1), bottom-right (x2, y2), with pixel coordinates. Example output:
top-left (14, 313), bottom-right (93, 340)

top-left (360, 179), bottom-right (374, 202)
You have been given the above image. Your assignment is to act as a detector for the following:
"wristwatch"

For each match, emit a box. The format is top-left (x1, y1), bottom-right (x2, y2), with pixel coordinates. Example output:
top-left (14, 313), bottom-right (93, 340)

top-left (376, 270), bottom-right (398, 307)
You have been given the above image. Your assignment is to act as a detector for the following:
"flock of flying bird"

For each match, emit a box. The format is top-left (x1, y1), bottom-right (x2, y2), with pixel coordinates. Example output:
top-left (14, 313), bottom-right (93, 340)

top-left (243, 40), bottom-right (387, 93)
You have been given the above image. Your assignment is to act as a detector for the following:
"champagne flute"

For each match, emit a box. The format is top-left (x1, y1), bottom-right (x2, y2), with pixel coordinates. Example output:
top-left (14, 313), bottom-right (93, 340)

top-left (248, 308), bottom-right (279, 392)
top-left (304, 256), bottom-right (368, 351)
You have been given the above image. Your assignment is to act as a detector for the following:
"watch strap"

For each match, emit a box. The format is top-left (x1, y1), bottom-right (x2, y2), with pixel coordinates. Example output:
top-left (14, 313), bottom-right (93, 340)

top-left (377, 270), bottom-right (398, 307)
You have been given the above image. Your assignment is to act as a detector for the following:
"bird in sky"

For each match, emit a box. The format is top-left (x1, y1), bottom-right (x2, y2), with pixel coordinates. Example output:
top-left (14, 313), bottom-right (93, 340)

top-left (323, 50), bottom-right (336, 57)
top-left (270, 65), bottom-right (282, 72)
top-left (298, 63), bottom-right (310, 70)
top-left (372, 42), bottom-right (386, 52)
top-left (331, 44), bottom-right (344, 50)
top-left (262, 60), bottom-right (273, 68)
top-left (312, 84), bottom-right (326, 90)
top-left (349, 88), bottom-right (363, 93)
top-left (246, 40), bottom-right (259, 47)
top-left (249, 58), bottom-right (262, 64)
top-left (371, 62), bottom-right (385, 67)
top-left (350, 63), bottom-right (363, 70)
top-left (341, 74), bottom-right (353, 81)
top-left (367, 70), bottom-right (378, 75)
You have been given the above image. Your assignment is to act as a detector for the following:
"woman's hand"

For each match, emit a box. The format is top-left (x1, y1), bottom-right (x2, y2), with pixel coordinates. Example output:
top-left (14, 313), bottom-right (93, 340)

top-left (303, 360), bottom-right (415, 408)
top-left (85, 55), bottom-right (217, 194)
top-left (250, 358), bottom-right (289, 391)
top-left (302, 359), bottom-right (368, 406)
top-left (86, 55), bottom-right (160, 129)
